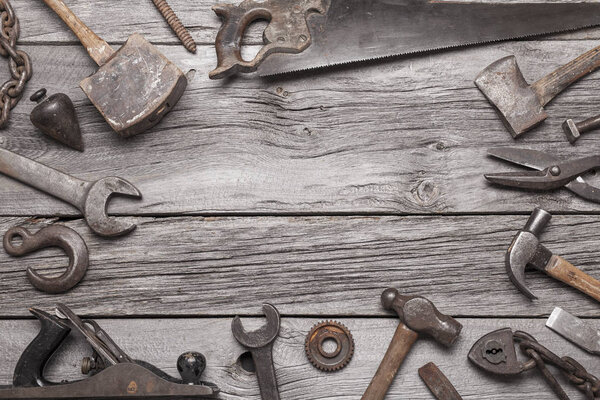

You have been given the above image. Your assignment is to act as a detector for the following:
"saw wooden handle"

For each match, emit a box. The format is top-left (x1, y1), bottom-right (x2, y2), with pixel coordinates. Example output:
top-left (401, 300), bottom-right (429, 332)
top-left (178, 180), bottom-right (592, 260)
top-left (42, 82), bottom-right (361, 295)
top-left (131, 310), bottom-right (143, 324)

top-left (532, 45), bottom-right (600, 106)
top-left (42, 0), bottom-right (115, 66)
top-left (361, 323), bottom-right (418, 400)
top-left (546, 255), bottom-right (600, 302)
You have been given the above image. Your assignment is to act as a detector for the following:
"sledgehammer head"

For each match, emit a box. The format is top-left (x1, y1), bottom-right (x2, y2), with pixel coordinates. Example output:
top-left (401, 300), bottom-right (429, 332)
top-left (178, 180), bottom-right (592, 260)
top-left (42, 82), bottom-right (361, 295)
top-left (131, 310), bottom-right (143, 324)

top-left (80, 33), bottom-right (188, 137)
top-left (506, 208), bottom-right (553, 299)
top-left (475, 56), bottom-right (547, 138)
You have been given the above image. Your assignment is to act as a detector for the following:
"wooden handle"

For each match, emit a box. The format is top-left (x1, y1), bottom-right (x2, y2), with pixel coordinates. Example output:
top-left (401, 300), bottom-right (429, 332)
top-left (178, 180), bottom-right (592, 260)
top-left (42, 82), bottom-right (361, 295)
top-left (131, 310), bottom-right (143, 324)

top-left (546, 255), bottom-right (600, 302)
top-left (42, 0), bottom-right (114, 65)
top-left (361, 323), bottom-right (418, 400)
top-left (532, 46), bottom-right (600, 106)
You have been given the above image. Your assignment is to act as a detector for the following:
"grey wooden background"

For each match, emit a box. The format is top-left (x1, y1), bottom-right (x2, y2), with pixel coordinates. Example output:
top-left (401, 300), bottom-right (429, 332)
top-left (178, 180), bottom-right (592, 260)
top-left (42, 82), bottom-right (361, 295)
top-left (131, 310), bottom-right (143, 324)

top-left (0, 0), bottom-right (599, 398)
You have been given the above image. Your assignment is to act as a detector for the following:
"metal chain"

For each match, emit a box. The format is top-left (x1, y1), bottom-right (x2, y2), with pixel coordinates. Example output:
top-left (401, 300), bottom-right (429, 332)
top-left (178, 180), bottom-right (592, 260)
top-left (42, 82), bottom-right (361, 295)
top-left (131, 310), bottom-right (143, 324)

top-left (514, 331), bottom-right (600, 400)
top-left (0, 0), bottom-right (31, 128)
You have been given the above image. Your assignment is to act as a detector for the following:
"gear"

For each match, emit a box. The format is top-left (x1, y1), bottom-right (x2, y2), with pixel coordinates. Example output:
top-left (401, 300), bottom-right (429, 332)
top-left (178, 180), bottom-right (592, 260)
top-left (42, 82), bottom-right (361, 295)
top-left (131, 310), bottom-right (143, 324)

top-left (305, 320), bottom-right (354, 372)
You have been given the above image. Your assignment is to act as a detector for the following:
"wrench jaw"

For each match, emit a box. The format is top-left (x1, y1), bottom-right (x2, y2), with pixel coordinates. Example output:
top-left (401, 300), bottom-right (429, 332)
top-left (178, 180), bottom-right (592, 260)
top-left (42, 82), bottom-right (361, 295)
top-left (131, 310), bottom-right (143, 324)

top-left (232, 304), bottom-right (281, 348)
top-left (83, 177), bottom-right (142, 237)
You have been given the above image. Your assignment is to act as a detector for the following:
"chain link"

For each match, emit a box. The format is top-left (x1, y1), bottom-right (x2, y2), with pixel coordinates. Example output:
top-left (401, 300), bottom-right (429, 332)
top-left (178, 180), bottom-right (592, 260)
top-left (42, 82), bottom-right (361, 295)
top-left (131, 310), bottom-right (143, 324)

top-left (0, 0), bottom-right (31, 128)
top-left (514, 331), bottom-right (599, 400)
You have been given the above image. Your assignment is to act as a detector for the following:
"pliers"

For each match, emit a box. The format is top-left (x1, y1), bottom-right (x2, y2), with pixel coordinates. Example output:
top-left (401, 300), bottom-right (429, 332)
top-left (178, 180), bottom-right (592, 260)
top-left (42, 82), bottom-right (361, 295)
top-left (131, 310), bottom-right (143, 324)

top-left (484, 147), bottom-right (600, 203)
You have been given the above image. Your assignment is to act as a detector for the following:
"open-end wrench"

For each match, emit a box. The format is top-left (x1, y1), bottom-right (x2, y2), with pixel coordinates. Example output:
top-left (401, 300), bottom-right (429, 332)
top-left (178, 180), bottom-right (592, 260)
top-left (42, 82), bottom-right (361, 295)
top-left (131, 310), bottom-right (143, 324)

top-left (232, 304), bottom-right (281, 400)
top-left (0, 147), bottom-right (141, 237)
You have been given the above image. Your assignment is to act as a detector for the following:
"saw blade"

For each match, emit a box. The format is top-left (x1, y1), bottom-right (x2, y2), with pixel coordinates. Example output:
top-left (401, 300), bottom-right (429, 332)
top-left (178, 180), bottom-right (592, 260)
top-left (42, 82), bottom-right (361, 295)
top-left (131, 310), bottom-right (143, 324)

top-left (258, 0), bottom-right (600, 76)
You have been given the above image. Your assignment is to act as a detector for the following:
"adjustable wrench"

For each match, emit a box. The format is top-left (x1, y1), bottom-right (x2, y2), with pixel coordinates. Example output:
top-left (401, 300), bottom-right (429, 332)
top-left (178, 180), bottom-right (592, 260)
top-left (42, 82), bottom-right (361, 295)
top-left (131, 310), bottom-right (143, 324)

top-left (232, 304), bottom-right (281, 400)
top-left (0, 147), bottom-right (141, 237)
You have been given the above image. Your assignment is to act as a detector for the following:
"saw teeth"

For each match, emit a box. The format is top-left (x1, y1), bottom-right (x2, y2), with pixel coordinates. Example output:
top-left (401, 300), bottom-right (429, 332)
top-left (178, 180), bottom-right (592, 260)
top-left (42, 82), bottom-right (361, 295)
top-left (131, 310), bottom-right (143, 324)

top-left (305, 320), bottom-right (354, 372)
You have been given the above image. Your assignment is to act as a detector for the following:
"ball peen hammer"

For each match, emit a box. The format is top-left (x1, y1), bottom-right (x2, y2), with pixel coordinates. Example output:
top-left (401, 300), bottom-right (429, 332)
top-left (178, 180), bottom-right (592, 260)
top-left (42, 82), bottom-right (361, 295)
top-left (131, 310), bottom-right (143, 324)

top-left (361, 288), bottom-right (462, 400)
top-left (41, 0), bottom-right (188, 137)
top-left (506, 208), bottom-right (600, 302)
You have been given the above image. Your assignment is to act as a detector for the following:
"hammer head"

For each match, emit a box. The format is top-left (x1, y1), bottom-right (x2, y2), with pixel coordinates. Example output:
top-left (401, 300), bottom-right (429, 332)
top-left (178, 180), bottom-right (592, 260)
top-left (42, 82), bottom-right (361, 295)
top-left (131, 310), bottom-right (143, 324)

top-left (475, 56), bottom-right (547, 138)
top-left (506, 208), bottom-right (553, 299)
top-left (381, 288), bottom-right (462, 347)
top-left (80, 33), bottom-right (188, 137)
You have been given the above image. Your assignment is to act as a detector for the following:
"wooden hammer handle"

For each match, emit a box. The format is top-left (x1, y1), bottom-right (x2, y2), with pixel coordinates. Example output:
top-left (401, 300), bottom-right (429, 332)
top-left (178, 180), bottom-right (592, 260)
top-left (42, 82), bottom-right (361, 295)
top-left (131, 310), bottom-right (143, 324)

top-left (546, 255), bottom-right (600, 302)
top-left (532, 46), bottom-right (600, 106)
top-left (42, 0), bottom-right (115, 66)
top-left (361, 323), bottom-right (419, 400)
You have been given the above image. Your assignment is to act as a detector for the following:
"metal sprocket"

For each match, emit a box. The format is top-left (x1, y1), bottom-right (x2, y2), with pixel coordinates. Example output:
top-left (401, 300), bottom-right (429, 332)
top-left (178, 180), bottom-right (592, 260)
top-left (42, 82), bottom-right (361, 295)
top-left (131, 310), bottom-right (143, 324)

top-left (305, 320), bottom-right (354, 372)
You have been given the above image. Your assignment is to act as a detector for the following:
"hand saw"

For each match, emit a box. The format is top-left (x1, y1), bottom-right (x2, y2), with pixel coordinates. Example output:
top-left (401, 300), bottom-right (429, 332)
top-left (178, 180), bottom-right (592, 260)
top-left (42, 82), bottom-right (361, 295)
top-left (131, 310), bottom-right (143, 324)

top-left (209, 0), bottom-right (600, 79)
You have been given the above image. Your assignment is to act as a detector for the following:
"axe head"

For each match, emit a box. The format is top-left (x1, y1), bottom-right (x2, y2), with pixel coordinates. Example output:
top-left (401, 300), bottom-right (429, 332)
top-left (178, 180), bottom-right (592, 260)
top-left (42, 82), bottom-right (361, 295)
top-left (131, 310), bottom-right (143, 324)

top-left (80, 33), bottom-right (188, 137)
top-left (475, 56), bottom-right (547, 138)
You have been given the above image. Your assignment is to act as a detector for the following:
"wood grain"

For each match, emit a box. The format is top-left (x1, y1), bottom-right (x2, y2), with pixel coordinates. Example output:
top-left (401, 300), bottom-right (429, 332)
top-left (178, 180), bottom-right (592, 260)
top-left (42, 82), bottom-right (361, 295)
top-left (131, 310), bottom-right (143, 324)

top-left (0, 317), bottom-right (597, 399)
top-left (1, 215), bottom-right (599, 317)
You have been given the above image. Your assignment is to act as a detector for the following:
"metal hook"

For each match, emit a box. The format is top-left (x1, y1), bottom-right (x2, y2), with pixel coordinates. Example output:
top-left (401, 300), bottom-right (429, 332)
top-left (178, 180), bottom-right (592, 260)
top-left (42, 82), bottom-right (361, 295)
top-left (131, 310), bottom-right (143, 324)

top-left (3, 225), bottom-right (89, 294)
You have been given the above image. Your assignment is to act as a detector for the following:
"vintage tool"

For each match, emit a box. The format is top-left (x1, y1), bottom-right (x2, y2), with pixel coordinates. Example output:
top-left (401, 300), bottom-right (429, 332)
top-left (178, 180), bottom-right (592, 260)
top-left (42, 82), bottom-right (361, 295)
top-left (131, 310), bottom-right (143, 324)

top-left (152, 0), bottom-right (196, 53)
top-left (546, 307), bottom-right (600, 356)
top-left (361, 288), bottom-right (462, 400)
top-left (0, 0), bottom-right (32, 128)
top-left (563, 114), bottom-right (600, 145)
top-left (476, 45), bottom-right (600, 138)
top-left (209, 0), bottom-right (600, 79)
top-left (0, 304), bottom-right (218, 398)
top-left (30, 89), bottom-right (83, 151)
top-left (0, 147), bottom-right (141, 237)
top-left (469, 328), bottom-right (599, 400)
top-left (305, 320), bottom-right (354, 371)
top-left (232, 304), bottom-right (281, 400)
top-left (41, 0), bottom-right (187, 137)
top-left (418, 362), bottom-right (463, 400)
top-left (3, 225), bottom-right (88, 294)
top-left (485, 147), bottom-right (600, 204)
top-left (504, 208), bottom-right (600, 302)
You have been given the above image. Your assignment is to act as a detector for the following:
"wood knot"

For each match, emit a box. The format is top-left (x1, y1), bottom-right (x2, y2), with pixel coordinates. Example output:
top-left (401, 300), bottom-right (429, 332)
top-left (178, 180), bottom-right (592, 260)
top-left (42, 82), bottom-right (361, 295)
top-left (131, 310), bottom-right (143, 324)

top-left (413, 180), bottom-right (439, 206)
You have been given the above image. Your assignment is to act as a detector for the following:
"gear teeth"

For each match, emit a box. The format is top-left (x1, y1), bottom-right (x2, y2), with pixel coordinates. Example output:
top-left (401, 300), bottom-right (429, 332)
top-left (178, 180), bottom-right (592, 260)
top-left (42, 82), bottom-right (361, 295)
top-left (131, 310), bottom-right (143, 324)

top-left (305, 320), bottom-right (354, 372)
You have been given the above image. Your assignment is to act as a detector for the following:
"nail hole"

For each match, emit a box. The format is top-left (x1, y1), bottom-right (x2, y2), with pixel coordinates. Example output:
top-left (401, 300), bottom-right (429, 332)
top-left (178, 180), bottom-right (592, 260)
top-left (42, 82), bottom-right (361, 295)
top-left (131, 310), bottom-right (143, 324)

top-left (237, 351), bottom-right (255, 373)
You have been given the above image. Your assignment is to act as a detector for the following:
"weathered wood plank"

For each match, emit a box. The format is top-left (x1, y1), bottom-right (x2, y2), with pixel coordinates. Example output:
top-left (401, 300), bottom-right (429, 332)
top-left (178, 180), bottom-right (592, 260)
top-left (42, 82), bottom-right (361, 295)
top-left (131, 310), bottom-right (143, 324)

top-left (1, 215), bottom-right (599, 317)
top-left (15, 0), bottom-right (600, 45)
top-left (0, 317), bottom-right (597, 399)
top-left (2, 41), bottom-right (600, 215)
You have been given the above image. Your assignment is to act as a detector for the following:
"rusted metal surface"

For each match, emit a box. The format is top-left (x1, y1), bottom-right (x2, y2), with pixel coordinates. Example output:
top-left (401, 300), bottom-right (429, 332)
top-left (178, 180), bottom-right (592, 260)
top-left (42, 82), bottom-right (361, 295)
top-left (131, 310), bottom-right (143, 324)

top-left (3, 225), bottom-right (88, 294)
top-left (305, 320), bottom-right (354, 372)
top-left (485, 148), bottom-right (600, 203)
top-left (469, 328), bottom-right (599, 400)
top-left (418, 362), bottom-right (463, 400)
top-left (361, 288), bottom-right (462, 400)
top-left (152, 0), bottom-right (196, 53)
top-left (504, 208), bottom-right (600, 302)
top-left (476, 46), bottom-right (600, 138)
top-left (1, 306), bottom-right (218, 398)
top-left (0, 147), bottom-right (141, 237)
top-left (30, 89), bottom-right (83, 151)
top-left (546, 308), bottom-right (600, 356)
top-left (563, 114), bottom-right (600, 144)
top-left (231, 304), bottom-right (281, 400)
top-left (0, 0), bottom-right (32, 128)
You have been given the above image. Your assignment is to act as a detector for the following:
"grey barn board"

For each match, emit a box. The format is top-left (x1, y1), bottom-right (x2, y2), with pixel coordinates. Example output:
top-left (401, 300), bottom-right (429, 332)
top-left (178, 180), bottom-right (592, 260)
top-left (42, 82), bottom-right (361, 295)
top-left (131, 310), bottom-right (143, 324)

top-left (0, 0), bottom-right (598, 399)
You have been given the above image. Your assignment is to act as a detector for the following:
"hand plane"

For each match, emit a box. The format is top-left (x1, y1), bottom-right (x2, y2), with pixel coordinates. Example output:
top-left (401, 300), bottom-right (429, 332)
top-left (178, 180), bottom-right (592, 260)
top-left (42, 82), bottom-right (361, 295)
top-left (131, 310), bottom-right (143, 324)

top-left (0, 304), bottom-right (219, 399)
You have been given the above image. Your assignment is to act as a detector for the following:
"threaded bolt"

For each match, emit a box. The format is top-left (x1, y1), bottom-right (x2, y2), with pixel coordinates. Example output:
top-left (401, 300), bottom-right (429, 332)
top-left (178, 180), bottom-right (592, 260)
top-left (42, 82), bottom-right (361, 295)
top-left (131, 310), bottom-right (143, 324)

top-left (152, 0), bottom-right (196, 53)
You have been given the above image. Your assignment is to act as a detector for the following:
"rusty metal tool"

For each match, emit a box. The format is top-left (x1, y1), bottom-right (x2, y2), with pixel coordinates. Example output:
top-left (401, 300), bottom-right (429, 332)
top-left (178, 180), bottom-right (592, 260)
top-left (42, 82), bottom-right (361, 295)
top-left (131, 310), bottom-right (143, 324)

top-left (41, 0), bottom-right (187, 137)
top-left (0, 147), bottom-right (141, 237)
top-left (418, 362), bottom-right (463, 400)
top-left (152, 0), bottom-right (196, 53)
top-left (30, 89), bottom-right (83, 151)
top-left (546, 307), bottom-right (600, 356)
top-left (485, 147), bottom-right (600, 203)
top-left (232, 304), bottom-right (281, 400)
top-left (361, 288), bottom-right (462, 400)
top-left (563, 114), bottom-right (600, 144)
top-left (3, 225), bottom-right (88, 294)
top-left (209, 0), bottom-right (600, 79)
top-left (469, 328), bottom-right (599, 400)
top-left (305, 320), bottom-right (354, 372)
top-left (476, 46), bottom-right (600, 138)
top-left (0, 304), bottom-right (219, 398)
top-left (505, 208), bottom-right (600, 302)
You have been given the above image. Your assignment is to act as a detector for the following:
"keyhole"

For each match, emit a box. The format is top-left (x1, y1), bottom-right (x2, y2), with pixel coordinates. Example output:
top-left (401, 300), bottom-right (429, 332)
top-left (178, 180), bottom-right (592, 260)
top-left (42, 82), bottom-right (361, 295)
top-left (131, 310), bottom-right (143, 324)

top-left (486, 348), bottom-right (503, 356)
